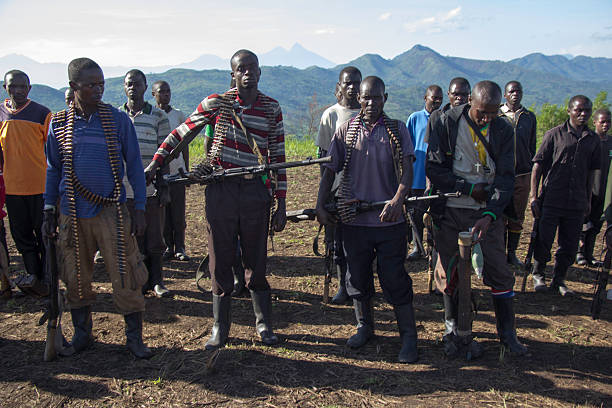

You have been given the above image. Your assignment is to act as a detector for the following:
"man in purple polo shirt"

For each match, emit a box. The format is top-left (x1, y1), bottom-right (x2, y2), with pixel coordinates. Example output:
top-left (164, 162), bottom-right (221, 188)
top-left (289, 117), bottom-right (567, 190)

top-left (316, 76), bottom-right (418, 364)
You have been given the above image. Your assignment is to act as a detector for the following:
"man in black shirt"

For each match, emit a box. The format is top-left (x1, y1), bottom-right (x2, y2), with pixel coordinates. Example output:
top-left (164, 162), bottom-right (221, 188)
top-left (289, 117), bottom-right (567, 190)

top-left (576, 108), bottom-right (612, 266)
top-left (530, 95), bottom-right (601, 296)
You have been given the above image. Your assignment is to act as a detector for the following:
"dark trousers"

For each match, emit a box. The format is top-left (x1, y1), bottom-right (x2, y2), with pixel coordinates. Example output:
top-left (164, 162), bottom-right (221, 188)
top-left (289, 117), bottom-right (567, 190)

top-left (6, 194), bottom-right (44, 277)
top-left (342, 223), bottom-right (413, 305)
top-left (205, 177), bottom-right (271, 296)
top-left (435, 207), bottom-right (514, 292)
top-left (408, 188), bottom-right (426, 245)
top-left (127, 196), bottom-right (166, 257)
top-left (164, 184), bottom-right (187, 253)
top-left (506, 174), bottom-right (531, 233)
top-left (534, 206), bottom-right (583, 281)
top-left (324, 222), bottom-right (346, 267)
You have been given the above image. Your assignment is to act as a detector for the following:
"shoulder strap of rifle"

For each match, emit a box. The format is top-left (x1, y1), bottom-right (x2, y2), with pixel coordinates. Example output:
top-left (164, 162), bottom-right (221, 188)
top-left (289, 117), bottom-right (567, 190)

top-left (463, 110), bottom-right (496, 162)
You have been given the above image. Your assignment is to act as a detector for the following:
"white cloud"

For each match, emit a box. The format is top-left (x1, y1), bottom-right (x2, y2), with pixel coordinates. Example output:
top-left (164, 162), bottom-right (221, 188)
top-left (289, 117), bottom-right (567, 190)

top-left (314, 28), bottom-right (335, 35)
top-left (378, 12), bottom-right (391, 21)
top-left (404, 6), bottom-right (462, 34)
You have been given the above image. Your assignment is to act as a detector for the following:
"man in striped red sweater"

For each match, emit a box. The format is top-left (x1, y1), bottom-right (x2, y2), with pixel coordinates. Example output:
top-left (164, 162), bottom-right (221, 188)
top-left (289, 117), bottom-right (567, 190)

top-left (145, 49), bottom-right (286, 349)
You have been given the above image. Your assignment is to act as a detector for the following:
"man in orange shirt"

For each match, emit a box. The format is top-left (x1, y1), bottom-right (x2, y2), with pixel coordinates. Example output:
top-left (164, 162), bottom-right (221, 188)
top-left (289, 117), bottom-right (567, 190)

top-left (0, 70), bottom-right (51, 296)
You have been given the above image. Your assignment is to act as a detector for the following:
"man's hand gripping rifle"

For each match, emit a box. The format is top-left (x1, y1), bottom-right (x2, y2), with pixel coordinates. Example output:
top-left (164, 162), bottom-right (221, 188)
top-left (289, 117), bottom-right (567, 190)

top-left (286, 192), bottom-right (461, 302)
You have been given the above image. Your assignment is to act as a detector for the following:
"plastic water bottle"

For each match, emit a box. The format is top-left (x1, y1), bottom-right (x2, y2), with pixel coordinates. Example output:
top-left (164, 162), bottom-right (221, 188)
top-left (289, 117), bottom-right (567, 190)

top-left (472, 242), bottom-right (484, 280)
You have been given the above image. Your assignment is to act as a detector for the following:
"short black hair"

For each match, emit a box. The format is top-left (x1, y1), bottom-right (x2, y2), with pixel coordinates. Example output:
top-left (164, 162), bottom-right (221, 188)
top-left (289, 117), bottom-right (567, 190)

top-left (4, 69), bottom-right (29, 85)
top-left (152, 80), bottom-right (169, 91)
top-left (504, 80), bottom-right (522, 92)
top-left (361, 76), bottom-right (385, 93)
top-left (125, 69), bottom-right (147, 84)
top-left (339, 66), bottom-right (362, 81)
top-left (426, 84), bottom-right (442, 96)
top-left (449, 77), bottom-right (470, 91)
top-left (568, 95), bottom-right (592, 108)
top-left (472, 80), bottom-right (502, 105)
top-left (230, 49), bottom-right (259, 70)
top-left (594, 108), bottom-right (611, 120)
top-left (68, 58), bottom-right (102, 83)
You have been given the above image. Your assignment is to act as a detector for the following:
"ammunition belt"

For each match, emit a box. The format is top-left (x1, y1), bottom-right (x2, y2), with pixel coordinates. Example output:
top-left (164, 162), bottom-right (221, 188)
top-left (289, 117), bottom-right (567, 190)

top-left (337, 112), bottom-right (404, 224)
top-left (205, 89), bottom-right (280, 241)
top-left (52, 103), bottom-right (126, 298)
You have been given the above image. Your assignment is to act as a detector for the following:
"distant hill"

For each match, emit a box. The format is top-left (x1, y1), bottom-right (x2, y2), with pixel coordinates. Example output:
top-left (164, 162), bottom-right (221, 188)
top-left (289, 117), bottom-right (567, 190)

top-left (0, 43), bottom-right (335, 88)
top-left (259, 43), bottom-right (336, 68)
top-left (508, 53), bottom-right (612, 83)
top-left (1, 45), bottom-right (610, 136)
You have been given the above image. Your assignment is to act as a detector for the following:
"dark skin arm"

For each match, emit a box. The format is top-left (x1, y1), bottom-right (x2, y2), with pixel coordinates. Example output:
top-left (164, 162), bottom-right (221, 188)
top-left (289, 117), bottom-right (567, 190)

top-left (585, 170), bottom-right (595, 216)
top-left (530, 162), bottom-right (544, 218)
top-left (270, 198), bottom-right (286, 232)
top-left (379, 155), bottom-right (413, 222)
top-left (315, 168), bottom-right (337, 225)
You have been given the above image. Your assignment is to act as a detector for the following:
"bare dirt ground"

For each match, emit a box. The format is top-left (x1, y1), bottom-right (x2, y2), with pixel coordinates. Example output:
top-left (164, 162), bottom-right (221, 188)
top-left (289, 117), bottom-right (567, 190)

top-left (0, 164), bottom-right (611, 407)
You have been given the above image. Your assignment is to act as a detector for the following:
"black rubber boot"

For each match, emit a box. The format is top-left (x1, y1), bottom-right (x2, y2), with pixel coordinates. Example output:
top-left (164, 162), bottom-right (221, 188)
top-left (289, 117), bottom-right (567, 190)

top-left (231, 263), bottom-right (247, 297)
top-left (532, 261), bottom-right (547, 293)
top-left (346, 299), bottom-right (374, 348)
top-left (23, 251), bottom-right (43, 280)
top-left (507, 231), bottom-right (524, 268)
top-left (149, 254), bottom-right (170, 298)
top-left (205, 294), bottom-right (231, 350)
top-left (583, 229), bottom-right (597, 266)
top-left (70, 306), bottom-right (94, 353)
top-left (442, 293), bottom-right (459, 356)
top-left (251, 290), bottom-right (278, 345)
top-left (492, 296), bottom-right (528, 356)
top-left (394, 303), bottom-right (418, 363)
top-left (124, 312), bottom-right (153, 359)
top-left (331, 264), bottom-right (349, 304)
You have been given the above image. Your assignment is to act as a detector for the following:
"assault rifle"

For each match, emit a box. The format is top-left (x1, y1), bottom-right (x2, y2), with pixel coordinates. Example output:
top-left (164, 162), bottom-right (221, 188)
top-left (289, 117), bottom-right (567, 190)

top-left (286, 192), bottom-right (461, 223)
top-left (521, 218), bottom-right (539, 293)
top-left (286, 192), bottom-right (461, 302)
top-left (591, 249), bottom-right (611, 320)
top-left (40, 224), bottom-right (74, 361)
top-left (165, 156), bottom-right (332, 186)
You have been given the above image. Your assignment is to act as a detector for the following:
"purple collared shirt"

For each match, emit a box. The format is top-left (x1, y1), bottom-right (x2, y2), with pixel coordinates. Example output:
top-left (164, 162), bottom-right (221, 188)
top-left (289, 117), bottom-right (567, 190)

top-left (325, 116), bottom-right (415, 227)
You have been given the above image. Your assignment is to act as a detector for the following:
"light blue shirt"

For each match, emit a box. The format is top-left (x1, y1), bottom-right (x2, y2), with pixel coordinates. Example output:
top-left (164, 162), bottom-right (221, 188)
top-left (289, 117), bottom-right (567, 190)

top-left (406, 108), bottom-right (431, 190)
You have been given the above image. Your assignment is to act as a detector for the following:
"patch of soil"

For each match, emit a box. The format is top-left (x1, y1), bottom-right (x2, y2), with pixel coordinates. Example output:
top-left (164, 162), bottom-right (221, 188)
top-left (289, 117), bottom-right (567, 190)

top-left (0, 164), bottom-right (610, 407)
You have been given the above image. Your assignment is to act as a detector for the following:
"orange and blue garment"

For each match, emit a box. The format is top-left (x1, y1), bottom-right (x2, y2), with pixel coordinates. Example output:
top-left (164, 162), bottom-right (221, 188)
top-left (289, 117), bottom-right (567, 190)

top-left (0, 99), bottom-right (51, 195)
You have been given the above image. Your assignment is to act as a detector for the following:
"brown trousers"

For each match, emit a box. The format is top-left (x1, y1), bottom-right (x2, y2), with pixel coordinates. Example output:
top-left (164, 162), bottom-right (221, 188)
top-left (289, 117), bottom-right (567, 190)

top-left (506, 173), bottom-right (531, 233)
top-left (205, 177), bottom-right (271, 296)
top-left (434, 206), bottom-right (515, 293)
top-left (58, 204), bottom-right (147, 314)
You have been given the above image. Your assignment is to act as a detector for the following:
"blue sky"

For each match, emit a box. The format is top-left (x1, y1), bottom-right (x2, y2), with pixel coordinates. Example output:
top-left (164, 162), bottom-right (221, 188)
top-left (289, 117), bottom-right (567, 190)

top-left (0, 0), bottom-right (610, 65)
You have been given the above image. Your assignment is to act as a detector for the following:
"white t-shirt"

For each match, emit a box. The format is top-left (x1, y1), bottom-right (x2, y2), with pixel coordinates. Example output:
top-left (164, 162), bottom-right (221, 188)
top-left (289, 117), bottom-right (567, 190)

top-left (316, 103), bottom-right (360, 152)
top-left (166, 108), bottom-right (187, 176)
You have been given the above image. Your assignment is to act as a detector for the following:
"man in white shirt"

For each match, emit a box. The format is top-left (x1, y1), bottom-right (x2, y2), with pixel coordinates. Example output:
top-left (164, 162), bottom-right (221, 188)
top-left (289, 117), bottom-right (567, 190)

top-left (152, 80), bottom-right (191, 262)
top-left (315, 66), bottom-right (361, 304)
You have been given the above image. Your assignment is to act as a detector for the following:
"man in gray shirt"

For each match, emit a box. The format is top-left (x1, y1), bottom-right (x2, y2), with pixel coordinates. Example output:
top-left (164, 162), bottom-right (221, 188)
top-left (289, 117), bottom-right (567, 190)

top-left (316, 76), bottom-right (418, 364)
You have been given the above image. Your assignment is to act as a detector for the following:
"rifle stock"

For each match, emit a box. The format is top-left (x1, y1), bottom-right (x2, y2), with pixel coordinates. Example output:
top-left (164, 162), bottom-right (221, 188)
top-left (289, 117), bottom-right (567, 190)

top-left (521, 219), bottom-right (539, 293)
top-left (43, 234), bottom-right (60, 362)
top-left (591, 250), bottom-right (611, 320)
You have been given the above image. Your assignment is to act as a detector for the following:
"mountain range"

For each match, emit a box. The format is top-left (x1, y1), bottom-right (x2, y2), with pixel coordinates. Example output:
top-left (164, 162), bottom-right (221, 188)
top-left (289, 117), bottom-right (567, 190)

top-left (0, 43), bottom-right (335, 89)
top-left (1, 44), bottom-right (610, 136)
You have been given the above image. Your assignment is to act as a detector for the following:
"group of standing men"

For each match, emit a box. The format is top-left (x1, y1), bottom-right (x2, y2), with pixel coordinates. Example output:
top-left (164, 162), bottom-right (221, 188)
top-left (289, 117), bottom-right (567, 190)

top-left (1, 61), bottom-right (193, 357)
top-left (0, 48), bottom-right (609, 363)
top-left (314, 67), bottom-right (611, 361)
